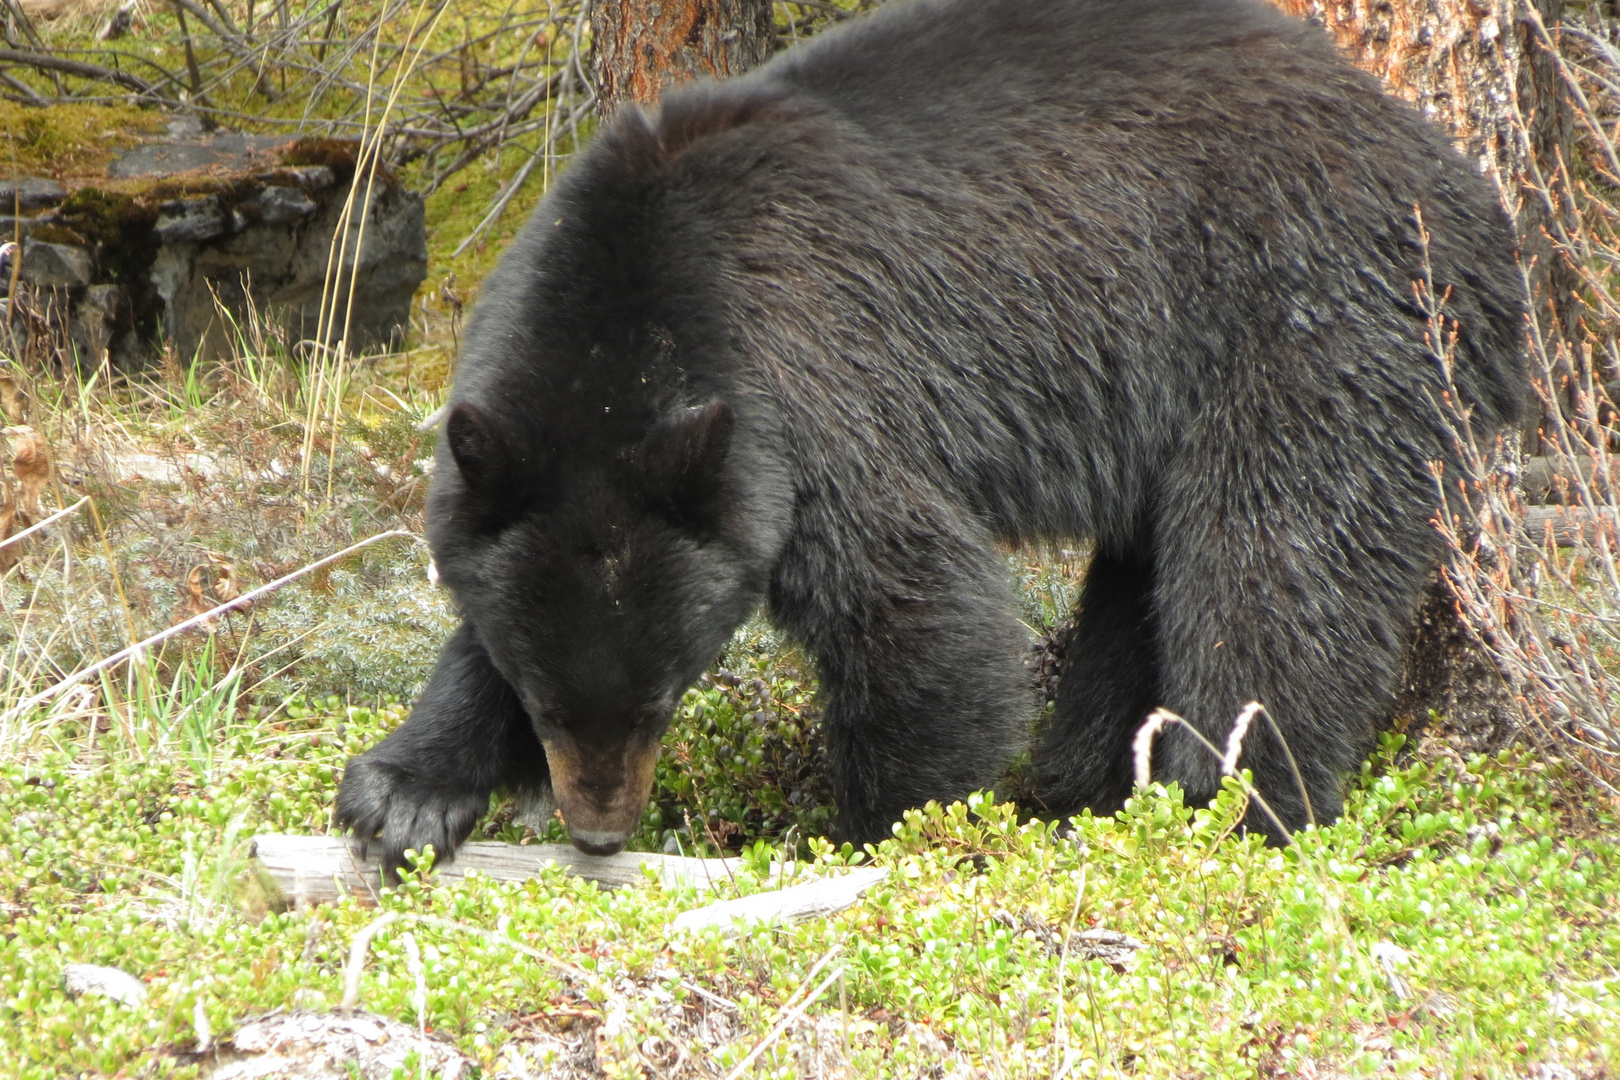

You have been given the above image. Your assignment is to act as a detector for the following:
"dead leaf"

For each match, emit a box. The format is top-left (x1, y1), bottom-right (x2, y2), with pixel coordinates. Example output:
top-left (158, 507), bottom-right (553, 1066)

top-left (0, 366), bottom-right (24, 424)
top-left (1074, 928), bottom-right (1149, 972)
top-left (184, 564), bottom-right (214, 621)
top-left (0, 501), bottom-right (17, 574)
top-left (212, 563), bottom-right (241, 603)
top-left (3, 426), bottom-right (53, 518)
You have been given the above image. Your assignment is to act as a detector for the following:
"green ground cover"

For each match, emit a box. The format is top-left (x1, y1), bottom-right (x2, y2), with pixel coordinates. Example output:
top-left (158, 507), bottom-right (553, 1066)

top-left (2, 686), bottom-right (1617, 1077)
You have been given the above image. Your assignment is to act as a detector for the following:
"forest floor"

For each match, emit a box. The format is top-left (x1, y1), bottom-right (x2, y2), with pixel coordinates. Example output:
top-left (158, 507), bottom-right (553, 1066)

top-left (3, 682), bottom-right (1618, 1078)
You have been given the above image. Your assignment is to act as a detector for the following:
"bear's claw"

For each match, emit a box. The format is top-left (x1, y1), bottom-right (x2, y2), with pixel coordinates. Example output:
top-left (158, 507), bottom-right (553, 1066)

top-left (334, 755), bottom-right (487, 878)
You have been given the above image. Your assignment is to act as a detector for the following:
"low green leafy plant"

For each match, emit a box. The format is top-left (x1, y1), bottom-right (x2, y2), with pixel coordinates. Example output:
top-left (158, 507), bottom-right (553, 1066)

top-left (3, 696), bottom-right (1617, 1079)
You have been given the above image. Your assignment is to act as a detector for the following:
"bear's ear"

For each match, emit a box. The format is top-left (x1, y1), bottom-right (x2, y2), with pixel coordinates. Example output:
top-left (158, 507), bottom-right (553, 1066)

top-left (445, 402), bottom-right (514, 494)
top-left (644, 399), bottom-right (734, 520)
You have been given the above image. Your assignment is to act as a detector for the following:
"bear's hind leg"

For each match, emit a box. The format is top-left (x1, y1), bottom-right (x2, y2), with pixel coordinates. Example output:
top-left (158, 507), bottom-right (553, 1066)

top-left (336, 621), bottom-right (548, 874)
top-left (1146, 449), bottom-right (1427, 838)
top-left (1033, 548), bottom-right (1161, 820)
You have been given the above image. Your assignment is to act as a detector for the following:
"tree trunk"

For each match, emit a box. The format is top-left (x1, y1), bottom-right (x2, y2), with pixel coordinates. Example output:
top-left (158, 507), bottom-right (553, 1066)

top-left (1267, 0), bottom-right (1530, 165)
top-left (591, 0), bottom-right (776, 117)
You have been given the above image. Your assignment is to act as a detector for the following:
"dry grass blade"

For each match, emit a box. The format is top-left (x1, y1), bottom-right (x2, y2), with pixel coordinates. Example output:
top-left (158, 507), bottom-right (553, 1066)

top-left (3, 425), bottom-right (53, 517)
top-left (1132, 706), bottom-right (1296, 839)
top-left (721, 944), bottom-right (843, 1080)
top-left (300, 0), bottom-right (455, 506)
top-left (339, 910), bottom-right (398, 1011)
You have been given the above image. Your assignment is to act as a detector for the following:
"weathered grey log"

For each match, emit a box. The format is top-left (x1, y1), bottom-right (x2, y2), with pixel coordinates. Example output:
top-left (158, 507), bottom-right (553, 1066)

top-left (252, 834), bottom-right (745, 907)
top-left (1522, 505), bottom-right (1619, 545)
top-left (670, 865), bottom-right (889, 935)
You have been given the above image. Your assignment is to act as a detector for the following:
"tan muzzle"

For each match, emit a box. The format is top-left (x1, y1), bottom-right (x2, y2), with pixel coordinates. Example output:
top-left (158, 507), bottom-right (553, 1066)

top-left (541, 735), bottom-right (660, 856)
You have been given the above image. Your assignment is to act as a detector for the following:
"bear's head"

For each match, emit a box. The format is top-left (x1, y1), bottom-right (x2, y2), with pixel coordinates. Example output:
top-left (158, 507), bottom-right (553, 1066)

top-left (428, 397), bottom-right (771, 855)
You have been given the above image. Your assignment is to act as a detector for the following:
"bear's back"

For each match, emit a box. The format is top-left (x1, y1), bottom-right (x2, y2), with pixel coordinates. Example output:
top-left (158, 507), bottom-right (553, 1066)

top-left (767, 0), bottom-right (1330, 148)
top-left (460, 0), bottom-right (1522, 475)
top-left (649, 0), bottom-right (1524, 437)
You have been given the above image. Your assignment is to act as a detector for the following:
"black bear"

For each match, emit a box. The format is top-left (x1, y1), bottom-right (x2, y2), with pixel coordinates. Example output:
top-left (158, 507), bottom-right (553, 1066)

top-left (337, 0), bottom-right (1525, 867)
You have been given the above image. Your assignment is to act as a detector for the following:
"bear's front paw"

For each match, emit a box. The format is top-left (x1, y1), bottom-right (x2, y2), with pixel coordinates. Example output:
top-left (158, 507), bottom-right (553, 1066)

top-left (334, 754), bottom-right (487, 876)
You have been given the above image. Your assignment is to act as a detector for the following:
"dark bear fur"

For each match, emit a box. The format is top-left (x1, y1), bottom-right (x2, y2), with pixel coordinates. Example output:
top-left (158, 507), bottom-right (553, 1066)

top-left (337, 0), bottom-right (1525, 867)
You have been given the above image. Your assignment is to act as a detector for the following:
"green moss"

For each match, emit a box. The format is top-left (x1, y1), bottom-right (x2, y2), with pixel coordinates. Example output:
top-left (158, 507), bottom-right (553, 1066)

top-left (255, 167), bottom-right (328, 192)
top-left (25, 223), bottom-right (88, 246)
top-left (1, 715), bottom-right (1616, 1077)
top-left (52, 187), bottom-right (158, 288)
top-left (144, 175), bottom-right (262, 207)
top-left (40, 175), bottom-right (280, 344)
top-left (0, 102), bottom-right (164, 179)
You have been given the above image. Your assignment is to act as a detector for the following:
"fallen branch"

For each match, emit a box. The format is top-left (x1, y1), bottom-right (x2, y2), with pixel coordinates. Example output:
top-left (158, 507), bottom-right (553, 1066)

top-left (0, 47), bottom-right (172, 100)
top-left (671, 865), bottom-right (889, 935)
top-left (1522, 454), bottom-right (1613, 504)
top-left (339, 911), bottom-right (397, 1009)
top-left (253, 834), bottom-right (745, 905)
top-left (253, 833), bottom-right (890, 935)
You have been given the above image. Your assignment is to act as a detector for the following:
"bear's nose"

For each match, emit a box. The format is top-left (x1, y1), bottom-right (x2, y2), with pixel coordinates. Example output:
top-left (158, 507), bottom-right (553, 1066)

top-left (569, 828), bottom-right (628, 857)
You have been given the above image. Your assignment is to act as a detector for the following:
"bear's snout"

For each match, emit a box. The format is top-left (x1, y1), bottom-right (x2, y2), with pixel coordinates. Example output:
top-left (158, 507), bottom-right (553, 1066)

top-left (568, 828), bottom-right (630, 857)
top-left (541, 735), bottom-right (659, 858)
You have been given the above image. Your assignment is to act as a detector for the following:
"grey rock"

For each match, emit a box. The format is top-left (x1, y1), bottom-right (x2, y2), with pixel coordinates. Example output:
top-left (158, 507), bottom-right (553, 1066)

top-left (161, 181), bottom-right (427, 360)
top-left (204, 1011), bottom-right (471, 1080)
top-left (253, 165), bottom-right (336, 193)
top-left (155, 196), bottom-right (226, 243)
top-left (81, 283), bottom-right (123, 317)
top-left (164, 114), bottom-right (205, 138)
top-left (256, 185), bottom-right (317, 225)
top-left (211, 133), bottom-right (290, 156)
top-left (288, 165), bottom-right (335, 191)
top-left (72, 283), bottom-right (124, 362)
top-left (35, 136), bottom-right (425, 365)
top-left (110, 135), bottom-right (292, 179)
top-left (0, 215), bottom-right (42, 240)
top-left (0, 178), bottom-right (66, 213)
top-left (20, 239), bottom-right (92, 288)
top-left (110, 143), bottom-right (231, 178)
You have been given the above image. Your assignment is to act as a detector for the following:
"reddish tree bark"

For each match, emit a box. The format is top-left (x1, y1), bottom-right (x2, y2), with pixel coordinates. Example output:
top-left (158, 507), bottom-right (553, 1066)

top-left (591, 0), bottom-right (775, 116)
